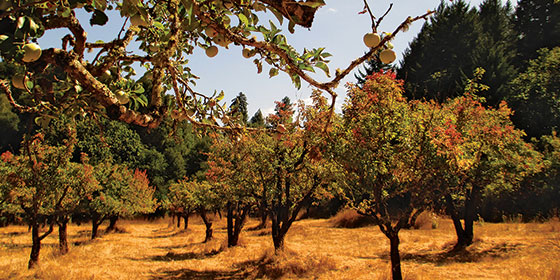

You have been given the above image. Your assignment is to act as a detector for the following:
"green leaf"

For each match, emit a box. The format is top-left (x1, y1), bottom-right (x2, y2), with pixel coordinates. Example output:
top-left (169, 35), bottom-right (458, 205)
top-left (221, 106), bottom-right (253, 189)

top-left (269, 68), bottom-right (279, 78)
top-left (238, 13), bottom-right (249, 26)
top-left (315, 62), bottom-right (330, 77)
top-left (90, 10), bottom-right (109, 26)
top-left (153, 21), bottom-right (164, 30)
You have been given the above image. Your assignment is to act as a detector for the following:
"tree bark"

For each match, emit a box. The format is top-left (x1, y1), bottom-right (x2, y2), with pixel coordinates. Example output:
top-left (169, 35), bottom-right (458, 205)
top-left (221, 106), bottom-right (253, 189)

top-left (183, 214), bottom-right (189, 231)
top-left (91, 215), bottom-right (104, 240)
top-left (199, 210), bottom-right (213, 242)
top-left (227, 203), bottom-right (250, 247)
top-left (176, 214), bottom-right (181, 228)
top-left (271, 215), bottom-right (286, 252)
top-left (389, 233), bottom-right (403, 280)
top-left (106, 216), bottom-right (118, 233)
top-left (58, 217), bottom-right (69, 255)
top-left (28, 223), bottom-right (41, 269)
top-left (446, 194), bottom-right (468, 249)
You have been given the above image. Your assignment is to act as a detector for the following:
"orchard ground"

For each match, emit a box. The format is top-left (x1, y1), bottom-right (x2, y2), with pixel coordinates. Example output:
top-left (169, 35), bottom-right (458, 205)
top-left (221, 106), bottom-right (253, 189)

top-left (1, 214), bottom-right (559, 280)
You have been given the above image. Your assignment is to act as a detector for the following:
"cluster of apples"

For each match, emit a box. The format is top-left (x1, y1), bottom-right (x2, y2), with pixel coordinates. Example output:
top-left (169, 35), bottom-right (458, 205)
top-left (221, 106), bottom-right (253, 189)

top-left (11, 42), bottom-right (42, 89)
top-left (363, 32), bottom-right (396, 64)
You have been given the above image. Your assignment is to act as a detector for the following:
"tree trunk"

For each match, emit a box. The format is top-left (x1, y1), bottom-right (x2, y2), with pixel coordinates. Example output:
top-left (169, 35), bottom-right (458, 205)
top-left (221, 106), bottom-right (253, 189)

top-left (446, 194), bottom-right (468, 249)
top-left (227, 203), bottom-right (234, 246)
top-left (389, 233), bottom-right (403, 280)
top-left (28, 223), bottom-right (41, 269)
top-left (91, 215), bottom-right (104, 240)
top-left (199, 210), bottom-right (213, 242)
top-left (183, 214), bottom-right (189, 231)
top-left (271, 215), bottom-right (286, 252)
top-left (58, 217), bottom-right (69, 254)
top-left (106, 216), bottom-right (118, 233)
top-left (176, 214), bottom-right (181, 228)
top-left (227, 203), bottom-right (249, 247)
top-left (463, 186), bottom-right (481, 246)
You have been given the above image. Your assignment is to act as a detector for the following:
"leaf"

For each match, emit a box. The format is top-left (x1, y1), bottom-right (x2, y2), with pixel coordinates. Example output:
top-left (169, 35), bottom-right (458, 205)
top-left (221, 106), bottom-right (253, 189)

top-left (90, 10), bottom-right (109, 26)
top-left (288, 21), bottom-right (296, 34)
top-left (269, 68), bottom-right (279, 78)
top-left (238, 13), bottom-right (249, 26)
top-left (299, 1), bottom-right (325, 8)
top-left (315, 62), bottom-right (330, 77)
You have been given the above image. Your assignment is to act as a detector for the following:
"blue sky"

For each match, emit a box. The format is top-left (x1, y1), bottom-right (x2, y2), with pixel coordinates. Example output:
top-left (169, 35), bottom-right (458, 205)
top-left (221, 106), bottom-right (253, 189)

top-left (38, 0), bottom-right (517, 118)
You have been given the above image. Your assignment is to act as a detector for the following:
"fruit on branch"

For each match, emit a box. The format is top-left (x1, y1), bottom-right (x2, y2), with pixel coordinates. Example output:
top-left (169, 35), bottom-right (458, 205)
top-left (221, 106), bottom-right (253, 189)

top-left (206, 46), bottom-right (219, 58)
top-left (242, 48), bottom-right (253, 58)
top-left (214, 36), bottom-right (230, 48)
top-left (379, 49), bottom-right (397, 64)
top-left (363, 33), bottom-right (381, 48)
top-left (22, 43), bottom-right (42, 63)
top-left (130, 14), bottom-right (148, 27)
top-left (205, 26), bottom-right (218, 38)
top-left (115, 90), bottom-right (130, 104)
top-left (11, 74), bottom-right (28, 90)
top-left (149, 44), bottom-right (159, 52)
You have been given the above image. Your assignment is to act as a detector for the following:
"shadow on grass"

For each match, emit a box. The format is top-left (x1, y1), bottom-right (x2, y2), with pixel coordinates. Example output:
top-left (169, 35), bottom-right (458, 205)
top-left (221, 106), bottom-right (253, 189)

top-left (151, 267), bottom-right (249, 280)
top-left (400, 242), bottom-right (524, 264)
top-left (150, 257), bottom-right (285, 280)
top-left (0, 231), bottom-right (27, 237)
top-left (146, 247), bottom-right (223, 262)
top-left (0, 241), bottom-right (58, 249)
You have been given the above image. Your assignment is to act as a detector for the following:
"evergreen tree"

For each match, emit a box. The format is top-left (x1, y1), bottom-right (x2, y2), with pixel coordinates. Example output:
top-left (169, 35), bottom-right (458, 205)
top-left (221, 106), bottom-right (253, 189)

top-left (398, 0), bottom-right (482, 101)
top-left (249, 109), bottom-right (265, 127)
top-left (230, 92), bottom-right (249, 124)
top-left (355, 53), bottom-right (395, 86)
top-left (514, 0), bottom-right (560, 66)
top-left (476, 0), bottom-right (519, 106)
top-left (509, 47), bottom-right (560, 138)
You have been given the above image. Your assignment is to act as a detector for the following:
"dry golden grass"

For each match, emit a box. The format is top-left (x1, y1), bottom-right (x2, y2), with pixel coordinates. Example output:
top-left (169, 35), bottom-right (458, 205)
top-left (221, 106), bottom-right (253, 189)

top-left (1, 215), bottom-right (559, 279)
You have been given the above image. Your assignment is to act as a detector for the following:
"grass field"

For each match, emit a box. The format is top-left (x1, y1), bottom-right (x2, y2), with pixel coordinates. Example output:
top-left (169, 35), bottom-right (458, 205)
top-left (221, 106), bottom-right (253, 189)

top-left (1, 214), bottom-right (559, 280)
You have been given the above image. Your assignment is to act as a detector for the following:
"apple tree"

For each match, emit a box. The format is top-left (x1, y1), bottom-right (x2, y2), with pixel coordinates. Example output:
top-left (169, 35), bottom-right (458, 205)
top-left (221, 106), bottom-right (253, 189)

top-left (431, 86), bottom-right (542, 249)
top-left (0, 132), bottom-right (99, 267)
top-left (168, 178), bottom-right (220, 242)
top-left (330, 71), bottom-right (441, 280)
top-left (0, 0), bottom-right (433, 131)
top-left (86, 161), bottom-right (156, 239)
top-left (206, 133), bottom-right (257, 247)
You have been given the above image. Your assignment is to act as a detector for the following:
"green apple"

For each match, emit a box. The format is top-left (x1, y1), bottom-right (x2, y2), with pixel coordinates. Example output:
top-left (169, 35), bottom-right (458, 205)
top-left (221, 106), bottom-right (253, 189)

top-left (379, 49), bottom-right (397, 64)
top-left (242, 48), bottom-right (253, 58)
top-left (22, 43), bottom-right (42, 63)
top-left (115, 90), bottom-right (130, 104)
top-left (205, 26), bottom-right (218, 38)
top-left (206, 46), bottom-right (218, 58)
top-left (12, 74), bottom-right (27, 90)
top-left (363, 33), bottom-right (381, 48)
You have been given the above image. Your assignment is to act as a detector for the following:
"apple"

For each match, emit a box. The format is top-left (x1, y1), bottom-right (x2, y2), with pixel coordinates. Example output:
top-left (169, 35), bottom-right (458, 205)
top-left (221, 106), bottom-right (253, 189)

top-left (242, 48), bottom-right (253, 58)
top-left (214, 35), bottom-right (230, 48)
top-left (363, 33), bottom-right (381, 48)
top-left (379, 49), bottom-right (397, 64)
top-left (22, 43), bottom-right (42, 63)
top-left (115, 90), bottom-right (130, 104)
top-left (149, 44), bottom-right (159, 52)
top-left (12, 74), bottom-right (27, 90)
top-left (130, 14), bottom-right (148, 27)
top-left (206, 46), bottom-right (218, 58)
top-left (205, 26), bottom-right (218, 38)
